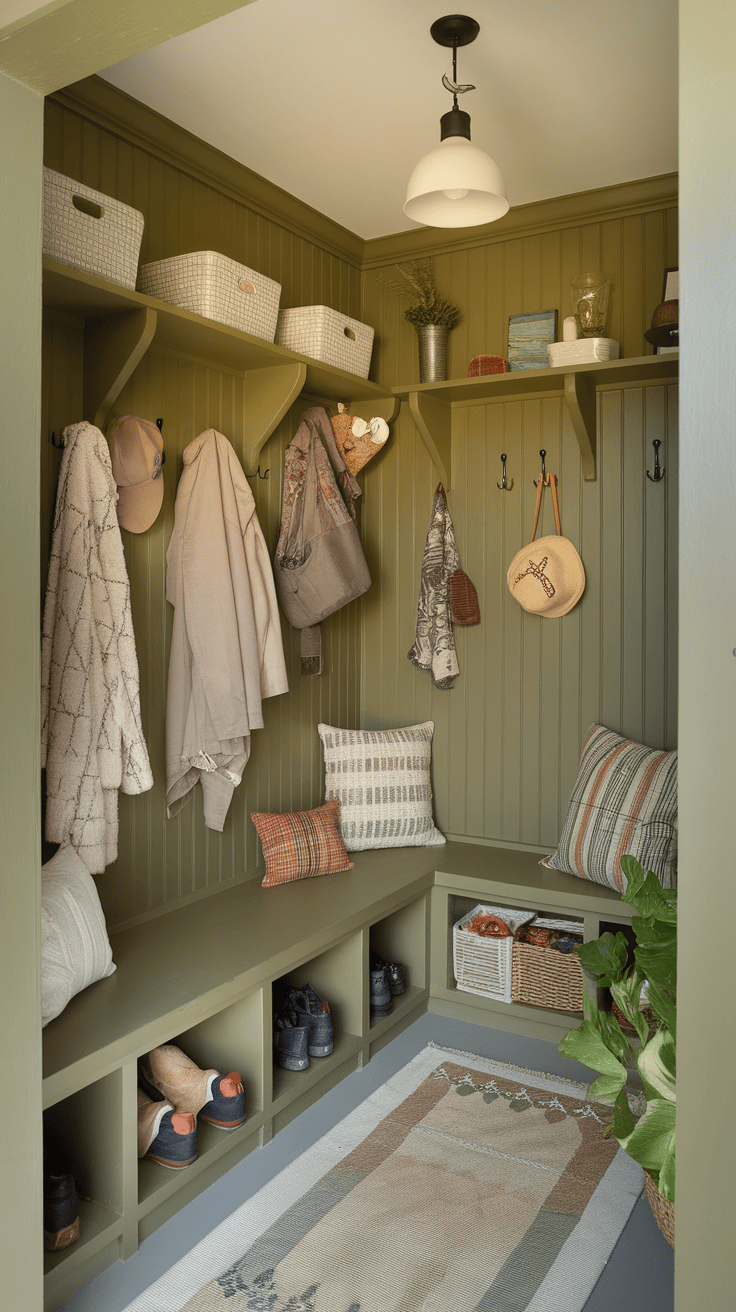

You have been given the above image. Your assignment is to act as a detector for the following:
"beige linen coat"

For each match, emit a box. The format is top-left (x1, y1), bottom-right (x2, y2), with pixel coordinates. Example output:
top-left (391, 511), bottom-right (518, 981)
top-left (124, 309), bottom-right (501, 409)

top-left (166, 429), bottom-right (288, 829)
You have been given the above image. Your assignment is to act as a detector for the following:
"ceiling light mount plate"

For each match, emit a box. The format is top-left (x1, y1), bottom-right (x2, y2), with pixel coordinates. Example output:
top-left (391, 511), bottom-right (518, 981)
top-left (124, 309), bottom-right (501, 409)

top-left (430, 15), bottom-right (480, 48)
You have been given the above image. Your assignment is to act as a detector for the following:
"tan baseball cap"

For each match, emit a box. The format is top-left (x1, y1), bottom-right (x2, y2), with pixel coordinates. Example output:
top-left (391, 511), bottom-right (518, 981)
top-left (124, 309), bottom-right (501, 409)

top-left (107, 415), bottom-right (165, 533)
top-left (507, 534), bottom-right (585, 617)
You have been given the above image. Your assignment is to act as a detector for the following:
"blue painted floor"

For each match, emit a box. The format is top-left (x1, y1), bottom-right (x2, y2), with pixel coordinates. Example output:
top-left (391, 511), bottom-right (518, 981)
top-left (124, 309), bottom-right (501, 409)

top-left (59, 1013), bottom-right (674, 1312)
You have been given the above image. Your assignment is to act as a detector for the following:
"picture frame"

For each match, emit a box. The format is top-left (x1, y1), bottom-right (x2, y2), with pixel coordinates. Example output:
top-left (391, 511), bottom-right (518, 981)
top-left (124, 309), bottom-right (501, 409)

top-left (507, 310), bottom-right (559, 372)
top-left (662, 267), bottom-right (678, 302)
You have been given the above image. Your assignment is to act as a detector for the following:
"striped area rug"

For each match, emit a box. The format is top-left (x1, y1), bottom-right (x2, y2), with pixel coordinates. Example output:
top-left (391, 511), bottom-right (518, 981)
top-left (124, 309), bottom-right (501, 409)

top-left (123, 1045), bottom-right (643, 1312)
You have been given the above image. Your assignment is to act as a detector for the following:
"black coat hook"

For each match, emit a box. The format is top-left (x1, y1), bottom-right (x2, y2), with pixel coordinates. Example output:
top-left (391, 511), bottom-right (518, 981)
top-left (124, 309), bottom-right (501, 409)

top-left (50, 430), bottom-right (63, 448)
top-left (246, 465), bottom-right (269, 480)
top-left (534, 449), bottom-right (547, 487)
top-left (155, 417), bottom-right (163, 432)
top-left (497, 452), bottom-right (514, 491)
top-left (647, 439), bottom-right (665, 482)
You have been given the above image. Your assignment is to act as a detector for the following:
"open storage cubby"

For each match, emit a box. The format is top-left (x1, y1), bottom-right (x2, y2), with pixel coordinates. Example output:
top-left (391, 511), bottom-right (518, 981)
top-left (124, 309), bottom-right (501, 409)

top-left (43, 1070), bottom-right (125, 1306)
top-left (137, 987), bottom-right (267, 1226)
top-left (428, 849), bottom-right (637, 1043)
top-left (270, 932), bottom-right (364, 1135)
top-left (368, 893), bottom-right (431, 1057)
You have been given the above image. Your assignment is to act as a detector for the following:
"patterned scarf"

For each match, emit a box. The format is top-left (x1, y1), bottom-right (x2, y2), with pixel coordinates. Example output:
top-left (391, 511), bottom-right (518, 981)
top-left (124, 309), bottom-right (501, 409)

top-left (408, 483), bottom-right (460, 690)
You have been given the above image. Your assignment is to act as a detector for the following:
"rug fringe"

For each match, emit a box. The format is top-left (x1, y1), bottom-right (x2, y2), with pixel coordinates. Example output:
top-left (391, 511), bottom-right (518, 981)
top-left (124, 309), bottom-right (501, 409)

top-left (425, 1041), bottom-right (646, 1114)
top-left (426, 1040), bottom-right (589, 1091)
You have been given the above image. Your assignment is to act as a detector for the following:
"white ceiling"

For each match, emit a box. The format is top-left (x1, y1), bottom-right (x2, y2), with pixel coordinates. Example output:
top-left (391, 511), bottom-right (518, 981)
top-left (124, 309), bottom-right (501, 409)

top-left (99, 0), bottom-right (678, 241)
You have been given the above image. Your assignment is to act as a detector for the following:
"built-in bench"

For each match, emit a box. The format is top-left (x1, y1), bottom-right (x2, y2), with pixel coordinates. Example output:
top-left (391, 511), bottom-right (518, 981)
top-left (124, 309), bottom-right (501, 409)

top-left (42, 840), bottom-right (633, 1310)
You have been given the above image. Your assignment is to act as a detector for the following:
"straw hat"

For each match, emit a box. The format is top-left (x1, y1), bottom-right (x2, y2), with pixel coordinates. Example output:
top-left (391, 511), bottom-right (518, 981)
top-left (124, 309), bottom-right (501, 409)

top-left (507, 536), bottom-right (585, 617)
top-left (507, 474), bottom-right (585, 618)
top-left (107, 415), bottom-right (165, 533)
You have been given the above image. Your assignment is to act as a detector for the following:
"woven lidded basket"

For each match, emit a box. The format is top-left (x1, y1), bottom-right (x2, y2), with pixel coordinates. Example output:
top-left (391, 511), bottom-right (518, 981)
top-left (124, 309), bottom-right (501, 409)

top-left (275, 306), bottom-right (374, 378)
top-left (644, 1172), bottom-right (675, 1249)
top-left (511, 916), bottom-right (584, 1011)
top-left (453, 904), bottom-right (535, 1003)
top-left (43, 168), bottom-right (144, 289)
top-left (137, 251), bottom-right (281, 342)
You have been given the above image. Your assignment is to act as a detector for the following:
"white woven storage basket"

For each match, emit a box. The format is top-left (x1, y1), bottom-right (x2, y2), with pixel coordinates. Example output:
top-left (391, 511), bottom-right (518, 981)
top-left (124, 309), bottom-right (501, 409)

top-left (275, 305), bottom-right (374, 378)
top-left (453, 904), bottom-right (535, 1003)
top-left (136, 251), bottom-right (281, 342)
top-left (43, 168), bottom-right (144, 289)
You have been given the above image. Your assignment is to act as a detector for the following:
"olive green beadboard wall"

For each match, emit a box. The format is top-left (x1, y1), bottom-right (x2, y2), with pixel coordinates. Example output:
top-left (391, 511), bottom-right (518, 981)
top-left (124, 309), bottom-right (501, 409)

top-left (41, 76), bottom-right (678, 926)
top-left (42, 80), bottom-right (364, 930)
top-left (358, 183), bottom-right (678, 852)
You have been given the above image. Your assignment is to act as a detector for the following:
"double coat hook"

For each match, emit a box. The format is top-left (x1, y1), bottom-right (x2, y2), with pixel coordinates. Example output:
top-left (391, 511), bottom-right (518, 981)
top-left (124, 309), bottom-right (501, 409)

top-left (646, 439), bottom-right (665, 482)
top-left (534, 449), bottom-right (547, 487)
top-left (497, 452), bottom-right (513, 490)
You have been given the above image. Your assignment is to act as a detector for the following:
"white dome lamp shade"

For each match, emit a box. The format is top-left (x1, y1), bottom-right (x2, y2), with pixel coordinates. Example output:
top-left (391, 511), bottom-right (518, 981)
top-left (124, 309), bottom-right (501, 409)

top-left (404, 14), bottom-right (509, 229)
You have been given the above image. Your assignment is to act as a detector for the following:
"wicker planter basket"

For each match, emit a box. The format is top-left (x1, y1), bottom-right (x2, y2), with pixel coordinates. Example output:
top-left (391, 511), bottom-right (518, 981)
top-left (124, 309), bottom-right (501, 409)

top-left (612, 1000), bottom-right (659, 1040)
top-left (644, 1171), bottom-right (675, 1248)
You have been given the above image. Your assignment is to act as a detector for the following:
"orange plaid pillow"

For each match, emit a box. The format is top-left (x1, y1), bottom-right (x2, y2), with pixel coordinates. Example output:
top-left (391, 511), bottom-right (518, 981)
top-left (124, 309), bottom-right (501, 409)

top-left (251, 798), bottom-right (354, 888)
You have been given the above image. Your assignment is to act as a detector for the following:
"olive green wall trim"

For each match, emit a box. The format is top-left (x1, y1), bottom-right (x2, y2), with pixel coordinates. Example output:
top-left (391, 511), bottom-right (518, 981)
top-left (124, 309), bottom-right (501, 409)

top-left (362, 174), bottom-right (678, 268)
top-left (676, 3), bottom-right (735, 1307)
top-left (50, 77), bottom-right (365, 269)
top-left (0, 0), bottom-right (256, 95)
top-left (0, 70), bottom-right (44, 1312)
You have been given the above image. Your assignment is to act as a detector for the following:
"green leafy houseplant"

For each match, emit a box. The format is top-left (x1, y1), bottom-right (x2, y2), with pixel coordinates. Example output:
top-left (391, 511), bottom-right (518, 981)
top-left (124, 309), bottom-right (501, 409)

top-left (558, 854), bottom-right (676, 1203)
top-left (380, 258), bottom-right (461, 329)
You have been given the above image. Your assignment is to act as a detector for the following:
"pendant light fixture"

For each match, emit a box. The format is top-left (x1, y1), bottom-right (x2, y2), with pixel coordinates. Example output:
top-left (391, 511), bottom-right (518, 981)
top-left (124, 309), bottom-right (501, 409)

top-left (404, 14), bottom-right (509, 229)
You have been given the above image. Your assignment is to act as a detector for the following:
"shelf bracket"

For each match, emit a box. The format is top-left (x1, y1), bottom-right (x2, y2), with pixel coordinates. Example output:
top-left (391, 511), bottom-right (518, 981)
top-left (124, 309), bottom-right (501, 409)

top-left (564, 371), bottom-right (597, 480)
top-left (347, 395), bottom-right (401, 429)
top-left (84, 307), bottom-right (157, 431)
top-left (408, 390), bottom-right (452, 488)
top-left (242, 361), bottom-right (307, 475)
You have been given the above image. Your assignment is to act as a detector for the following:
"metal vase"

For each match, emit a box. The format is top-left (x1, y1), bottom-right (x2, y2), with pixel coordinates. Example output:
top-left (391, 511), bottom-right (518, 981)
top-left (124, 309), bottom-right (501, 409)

top-left (417, 324), bottom-right (449, 383)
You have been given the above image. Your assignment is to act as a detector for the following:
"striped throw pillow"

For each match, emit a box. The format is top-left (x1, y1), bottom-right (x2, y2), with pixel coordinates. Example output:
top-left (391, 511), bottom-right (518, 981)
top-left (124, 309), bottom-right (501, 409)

top-left (543, 724), bottom-right (677, 891)
top-left (318, 722), bottom-right (446, 851)
top-left (252, 798), bottom-right (354, 888)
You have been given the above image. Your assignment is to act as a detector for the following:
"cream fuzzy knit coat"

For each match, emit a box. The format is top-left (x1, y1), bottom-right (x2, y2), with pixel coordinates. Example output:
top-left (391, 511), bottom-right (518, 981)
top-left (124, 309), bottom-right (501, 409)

top-left (165, 429), bottom-right (288, 830)
top-left (41, 422), bottom-right (154, 873)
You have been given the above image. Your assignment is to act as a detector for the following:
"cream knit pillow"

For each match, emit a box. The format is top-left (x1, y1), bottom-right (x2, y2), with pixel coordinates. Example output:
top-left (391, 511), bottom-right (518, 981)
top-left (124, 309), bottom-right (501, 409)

top-left (41, 846), bottom-right (116, 1027)
top-left (318, 722), bottom-right (445, 851)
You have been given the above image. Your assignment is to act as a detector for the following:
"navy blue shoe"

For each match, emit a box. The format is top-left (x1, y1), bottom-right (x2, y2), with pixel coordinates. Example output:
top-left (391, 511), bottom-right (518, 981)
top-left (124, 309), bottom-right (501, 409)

top-left (290, 986), bottom-right (334, 1057)
top-left (200, 1072), bottom-right (247, 1130)
top-left (274, 1014), bottom-right (310, 1071)
top-left (137, 1089), bottom-right (198, 1168)
top-left (370, 964), bottom-right (393, 1018)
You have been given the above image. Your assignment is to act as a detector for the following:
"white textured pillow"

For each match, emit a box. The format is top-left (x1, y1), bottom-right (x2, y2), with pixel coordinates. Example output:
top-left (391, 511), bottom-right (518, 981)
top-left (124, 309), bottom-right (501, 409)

top-left (318, 722), bottom-right (445, 851)
top-left (41, 846), bottom-right (116, 1027)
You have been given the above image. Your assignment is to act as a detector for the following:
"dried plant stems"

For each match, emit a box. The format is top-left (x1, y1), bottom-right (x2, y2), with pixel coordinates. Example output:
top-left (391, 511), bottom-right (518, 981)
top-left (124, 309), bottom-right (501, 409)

top-left (379, 258), bottom-right (461, 329)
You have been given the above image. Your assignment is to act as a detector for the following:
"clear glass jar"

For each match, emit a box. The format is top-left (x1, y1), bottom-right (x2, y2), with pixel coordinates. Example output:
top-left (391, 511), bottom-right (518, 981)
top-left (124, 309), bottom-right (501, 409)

top-left (570, 272), bottom-right (610, 338)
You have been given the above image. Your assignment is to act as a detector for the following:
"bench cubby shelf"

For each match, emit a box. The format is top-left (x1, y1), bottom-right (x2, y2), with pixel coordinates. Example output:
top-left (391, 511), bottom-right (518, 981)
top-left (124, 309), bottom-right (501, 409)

top-left (42, 842), bottom-right (633, 1310)
top-left (42, 260), bottom-right (399, 472)
top-left (393, 352), bottom-right (679, 486)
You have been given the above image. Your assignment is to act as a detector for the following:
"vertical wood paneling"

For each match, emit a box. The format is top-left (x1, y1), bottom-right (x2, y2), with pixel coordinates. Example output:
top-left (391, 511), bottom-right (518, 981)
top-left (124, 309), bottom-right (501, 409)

top-left (42, 106), bottom-right (363, 928)
top-left (362, 200), bottom-right (678, 851)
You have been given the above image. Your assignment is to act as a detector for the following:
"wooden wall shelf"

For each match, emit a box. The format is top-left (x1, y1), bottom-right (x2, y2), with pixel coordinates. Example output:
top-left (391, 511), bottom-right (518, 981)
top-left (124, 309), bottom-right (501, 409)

top-left (393, 353), bottom-right (679, 485)
top-left (42, 260), bottom-right (398, 472)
